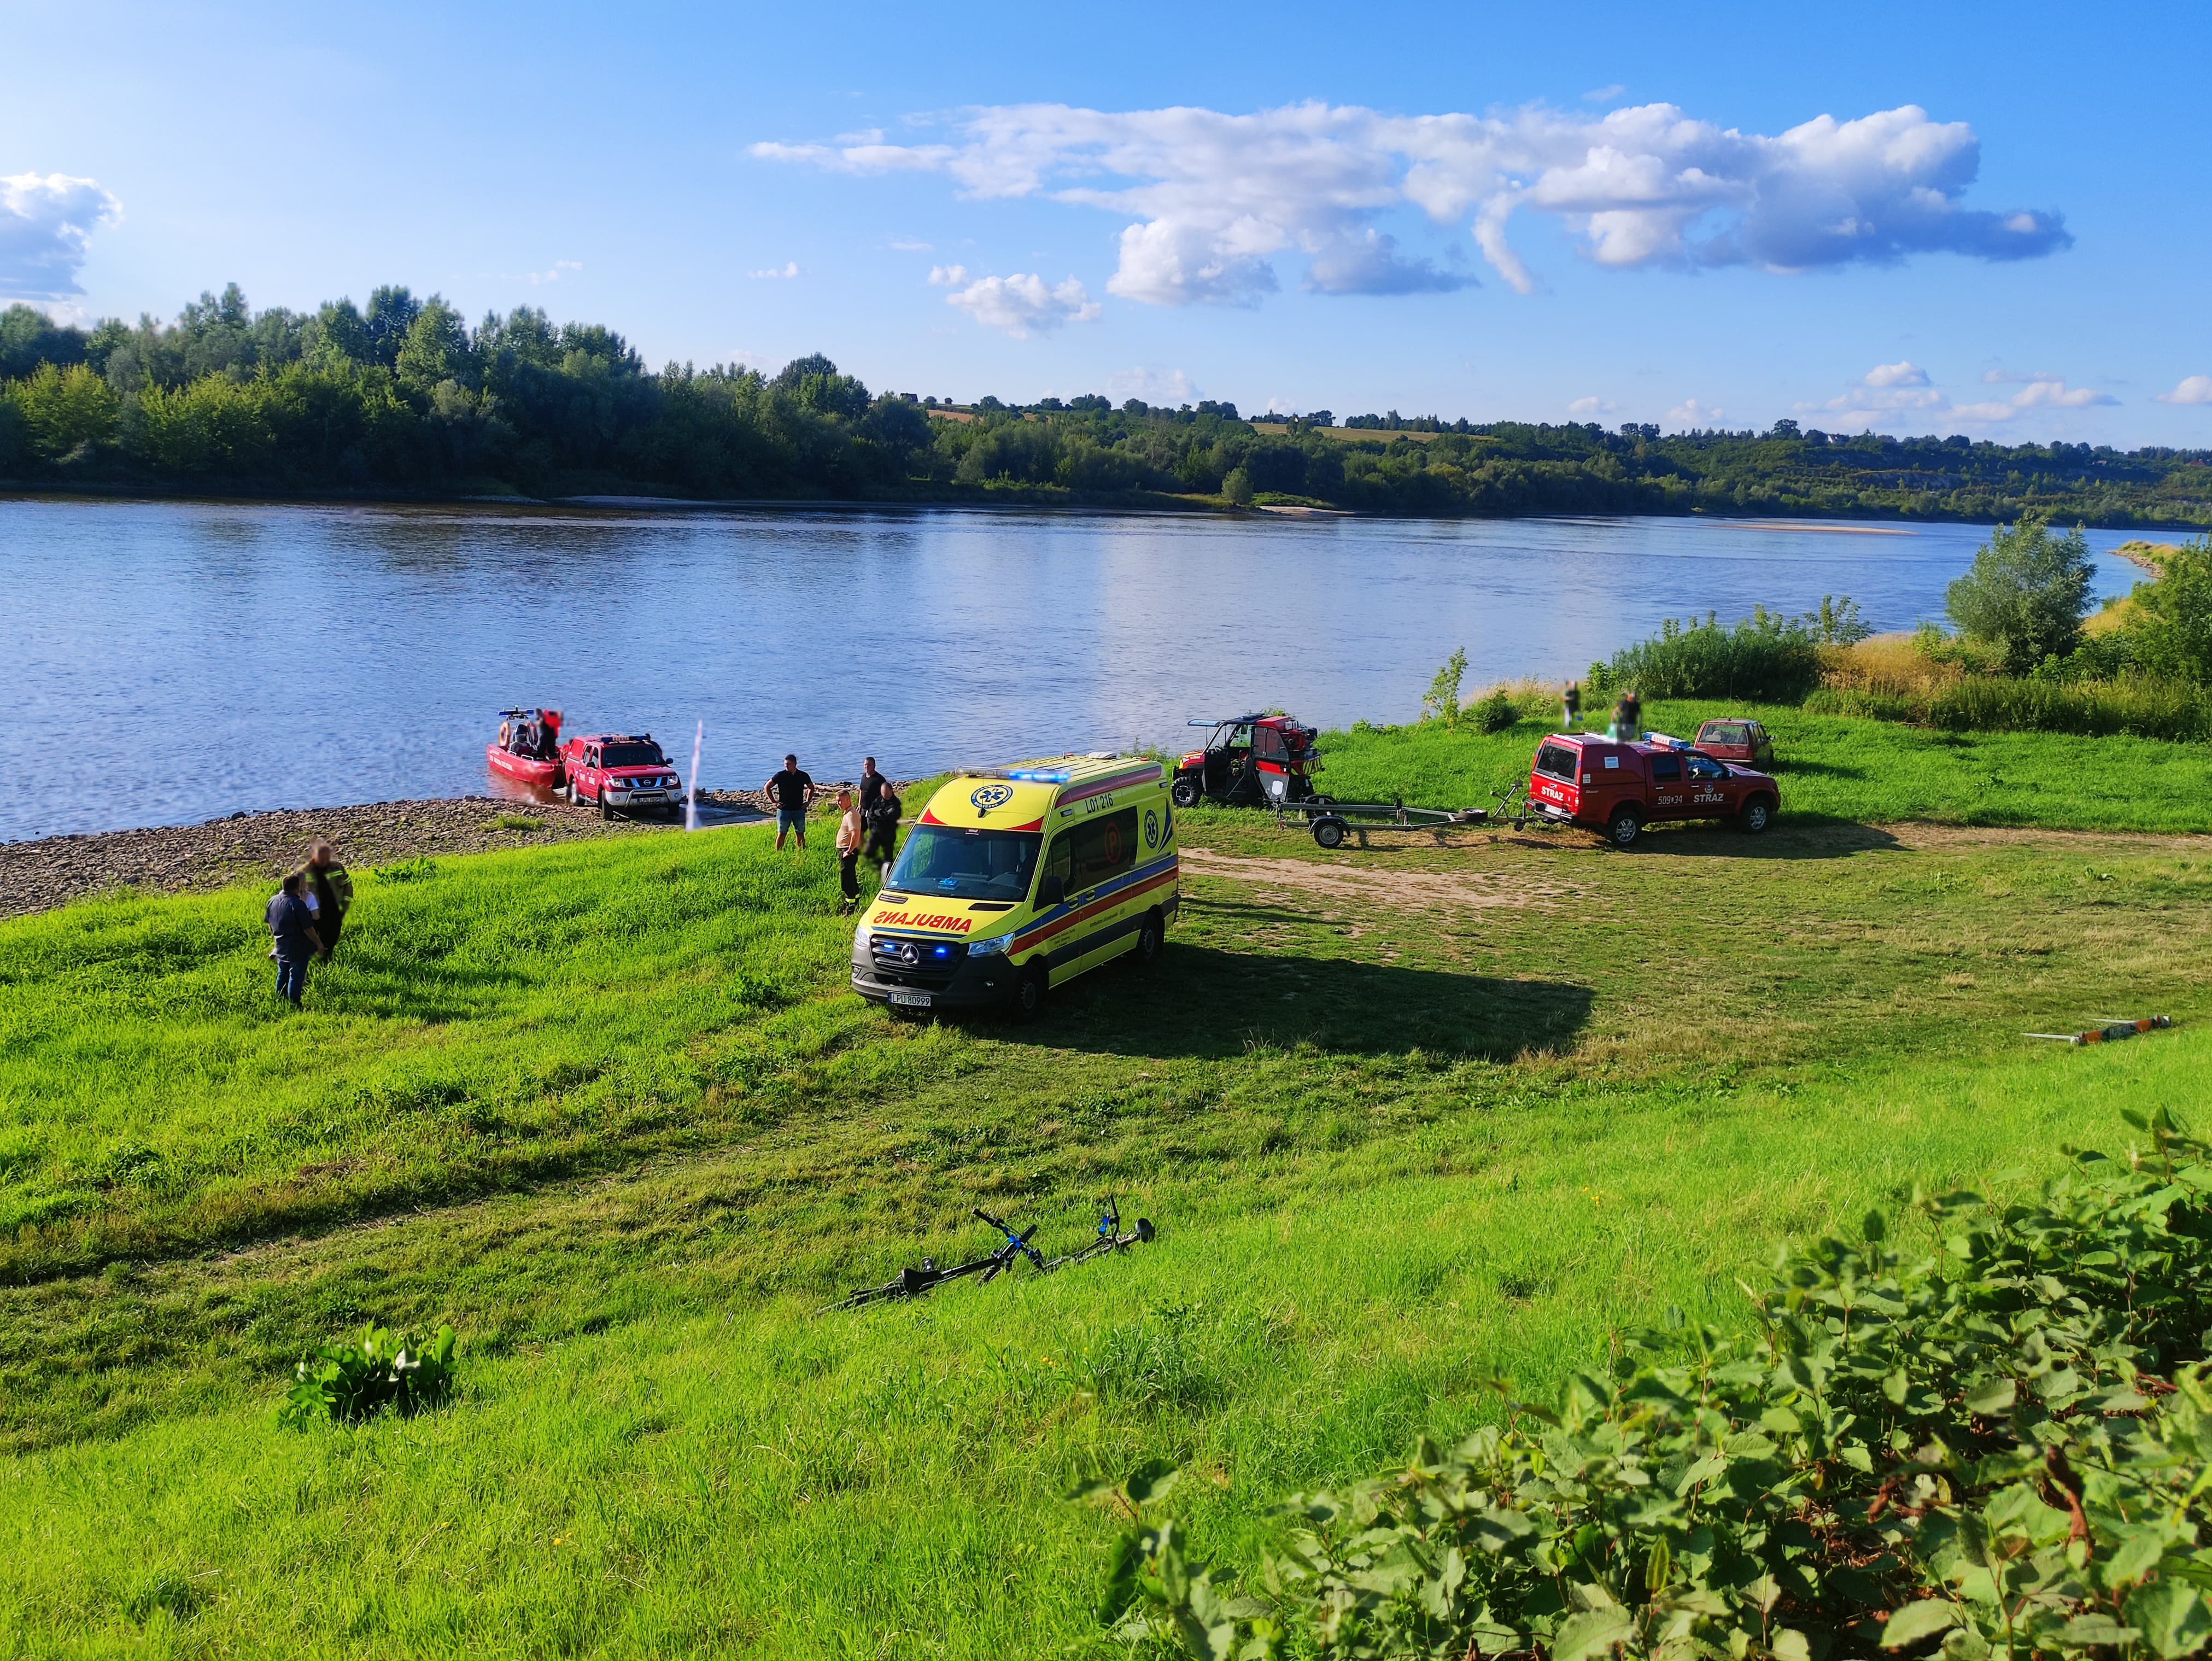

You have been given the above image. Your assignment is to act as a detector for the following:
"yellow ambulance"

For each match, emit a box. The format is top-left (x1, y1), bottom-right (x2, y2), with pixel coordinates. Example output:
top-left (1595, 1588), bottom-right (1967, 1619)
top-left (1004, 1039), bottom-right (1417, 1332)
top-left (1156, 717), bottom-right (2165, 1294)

top-left (851, 754), bottom-right (1179, 1019)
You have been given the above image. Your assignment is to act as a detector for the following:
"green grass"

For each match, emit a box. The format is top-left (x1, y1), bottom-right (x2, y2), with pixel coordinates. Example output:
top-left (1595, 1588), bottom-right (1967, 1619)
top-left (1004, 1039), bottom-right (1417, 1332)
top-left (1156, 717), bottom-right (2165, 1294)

top-left (2, 761), bottom-right (2208, 1653)
top-left (1321, 700), bottom-right (2212, 831)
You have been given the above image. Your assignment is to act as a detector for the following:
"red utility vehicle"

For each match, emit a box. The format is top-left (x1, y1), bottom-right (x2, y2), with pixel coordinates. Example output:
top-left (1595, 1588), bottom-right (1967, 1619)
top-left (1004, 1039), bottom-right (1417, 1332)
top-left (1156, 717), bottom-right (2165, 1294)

top-left (1692, 717), bottom-right (1776, 769)
top-left (560, 732), bottom-right (684, 819)
top-left (487, 708), bottom-right (565, 789)
top-left (1526, 732), bottom-right (1778, 849)
top-left (1171, 715), bottom-right (1322, 809)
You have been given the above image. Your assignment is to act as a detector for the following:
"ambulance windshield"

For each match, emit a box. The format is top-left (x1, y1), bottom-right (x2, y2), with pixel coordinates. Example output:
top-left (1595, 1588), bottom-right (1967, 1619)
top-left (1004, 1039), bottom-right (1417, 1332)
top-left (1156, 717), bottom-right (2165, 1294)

top-left (887, 826), bottom-right (1043, 901)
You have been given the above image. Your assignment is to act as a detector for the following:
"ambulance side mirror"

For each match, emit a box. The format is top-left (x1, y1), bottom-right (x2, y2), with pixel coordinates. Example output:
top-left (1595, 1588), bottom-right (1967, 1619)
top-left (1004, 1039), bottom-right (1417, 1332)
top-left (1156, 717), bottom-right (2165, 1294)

top-left (1036, 874), bottom-right (1066, 906)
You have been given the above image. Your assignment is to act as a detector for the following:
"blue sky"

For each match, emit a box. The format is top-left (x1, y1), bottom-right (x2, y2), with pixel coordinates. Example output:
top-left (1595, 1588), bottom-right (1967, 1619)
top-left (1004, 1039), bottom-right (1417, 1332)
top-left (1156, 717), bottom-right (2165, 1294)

top-left (5, 0), bottom-right (2209, 445)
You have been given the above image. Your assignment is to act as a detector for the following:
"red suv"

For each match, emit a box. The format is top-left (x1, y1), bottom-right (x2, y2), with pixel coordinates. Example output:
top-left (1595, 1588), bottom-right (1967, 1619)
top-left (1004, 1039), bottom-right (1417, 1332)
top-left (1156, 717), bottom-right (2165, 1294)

top-left (1527, 733), bottom-right (1778, 848)
top-left (1692, 718), bottom-right (1776, 769)
top-left (560, 733), bottom-right (684, 819)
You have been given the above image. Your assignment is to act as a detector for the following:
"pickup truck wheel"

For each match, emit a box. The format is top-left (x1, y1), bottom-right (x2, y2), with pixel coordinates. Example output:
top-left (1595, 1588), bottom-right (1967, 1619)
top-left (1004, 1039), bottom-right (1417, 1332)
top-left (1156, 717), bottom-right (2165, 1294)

top-left (597, 786), bottom-right (612, 820)
top-left (1170, 776), bottom-right (1201, 809)
top-left (1313, 816), bottom-right (1348, 850)
top-left (1013, 962), bottom-right (1049, 1023)
top-left (1606, 806), bottom-right (1643, 849)
top-left (1739, 796), bottom-right (1774, 835)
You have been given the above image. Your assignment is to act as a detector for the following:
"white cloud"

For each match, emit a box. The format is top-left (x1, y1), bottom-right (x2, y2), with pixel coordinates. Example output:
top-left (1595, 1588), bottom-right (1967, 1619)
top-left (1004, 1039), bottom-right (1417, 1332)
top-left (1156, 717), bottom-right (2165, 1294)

top-left (1811, 365), bottom-right (2116, 429)
top-left (1667, 397), bottom-right (1725, 427)
top-left (1567, 395), bottom-right (1618, 416)
top-left (2005, 377), bottom-right (2116, 411)
top-left (2155, 375), bottom-right (2212, 406)
top-left (934, 270), bottom-right (1101, 337)
top-left (1, 172), bottom-right (121, 299)
top-left (1583, 84), bottom-right (1628, 105)
top-left (750, 261), bottom-right (801, 279)
top-left (754, 98), bottom-right (2070, 307)
top-left (1864, 360), bottom-right (1929, 388)
top-left (1106, 365), bottom-right (1197, 403)
top-left (890, 237), bottom-right (933, 252)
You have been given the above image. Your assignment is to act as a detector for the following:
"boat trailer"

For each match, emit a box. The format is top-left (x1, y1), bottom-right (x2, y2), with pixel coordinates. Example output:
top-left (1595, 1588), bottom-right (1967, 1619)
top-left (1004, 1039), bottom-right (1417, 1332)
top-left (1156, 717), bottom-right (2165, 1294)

top-left (1279, 780), bottom-right (1559, 849)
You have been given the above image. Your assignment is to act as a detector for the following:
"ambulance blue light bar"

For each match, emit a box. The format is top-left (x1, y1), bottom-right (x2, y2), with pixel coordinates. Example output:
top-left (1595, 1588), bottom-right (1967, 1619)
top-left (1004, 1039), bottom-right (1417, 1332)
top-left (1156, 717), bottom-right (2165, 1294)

top-left (1005, 766), bottom-right (1073, 782)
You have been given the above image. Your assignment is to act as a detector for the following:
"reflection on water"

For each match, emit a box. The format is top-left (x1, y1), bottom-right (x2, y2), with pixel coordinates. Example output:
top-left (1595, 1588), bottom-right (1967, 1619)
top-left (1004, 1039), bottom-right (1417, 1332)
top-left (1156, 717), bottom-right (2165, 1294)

top-left (0, 498), bottom-right (2149, 841)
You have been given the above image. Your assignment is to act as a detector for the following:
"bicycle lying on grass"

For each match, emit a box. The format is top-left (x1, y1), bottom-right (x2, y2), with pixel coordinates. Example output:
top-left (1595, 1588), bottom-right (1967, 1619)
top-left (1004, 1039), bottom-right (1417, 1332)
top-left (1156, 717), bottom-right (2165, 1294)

top-left (824, 1200), bottom-right (1156, 1313)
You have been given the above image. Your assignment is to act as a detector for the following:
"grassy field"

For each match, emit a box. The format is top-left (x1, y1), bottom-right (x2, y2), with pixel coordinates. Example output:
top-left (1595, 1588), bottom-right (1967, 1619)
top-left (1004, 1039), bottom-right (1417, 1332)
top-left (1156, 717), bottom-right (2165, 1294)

top-left (4, 711), bottom-right (2208, 1655)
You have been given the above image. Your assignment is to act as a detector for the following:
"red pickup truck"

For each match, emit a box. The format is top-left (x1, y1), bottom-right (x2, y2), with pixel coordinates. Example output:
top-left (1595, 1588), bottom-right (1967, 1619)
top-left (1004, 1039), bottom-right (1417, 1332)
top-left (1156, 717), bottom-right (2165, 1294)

top-left (1528, 733), bottom-right (1779, 849)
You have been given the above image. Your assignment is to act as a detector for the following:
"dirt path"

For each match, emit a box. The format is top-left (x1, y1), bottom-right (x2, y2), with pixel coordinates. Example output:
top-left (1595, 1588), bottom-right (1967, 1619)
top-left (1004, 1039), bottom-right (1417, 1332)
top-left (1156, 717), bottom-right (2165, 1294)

top-left (1180, 845), bottom-right (1579, 911)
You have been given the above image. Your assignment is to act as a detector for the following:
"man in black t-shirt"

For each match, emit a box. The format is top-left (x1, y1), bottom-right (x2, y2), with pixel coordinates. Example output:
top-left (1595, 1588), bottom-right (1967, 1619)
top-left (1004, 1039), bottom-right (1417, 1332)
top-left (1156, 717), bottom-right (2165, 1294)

top-left (764, 753), bottom-right (816, 851)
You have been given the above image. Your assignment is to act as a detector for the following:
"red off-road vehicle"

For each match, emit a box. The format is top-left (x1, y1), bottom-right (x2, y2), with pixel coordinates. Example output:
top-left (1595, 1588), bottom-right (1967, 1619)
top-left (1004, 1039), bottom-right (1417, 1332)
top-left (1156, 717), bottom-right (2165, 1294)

top-left (1526, 732), bottom-right (1779, 849)
top-left (1171, 715), bottom-right (1322, 809)
top-left (1692, 717), bottom-right (1777, 769)
top-left (559, 733), bottom-right (684, 819)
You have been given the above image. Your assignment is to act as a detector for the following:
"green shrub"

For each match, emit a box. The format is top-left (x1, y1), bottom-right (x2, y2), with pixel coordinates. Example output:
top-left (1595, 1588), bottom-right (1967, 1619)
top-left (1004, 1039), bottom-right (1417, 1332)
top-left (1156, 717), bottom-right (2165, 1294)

top-left (2131, 537), bottom-right (2212, 686)
top-left (371, 856), bottom-right (437, 882)
top-left (1470, 688), bottom-right (1520, 733)
top-left (1088, 1107), bottom-right (2212, 1661)
top-left (1422, 648), bottom-right (1468, 727)
top-left (1604, 605), bottom-right (1828, 701)
top-left (280, 1323), bottom-right (456, 1428)
top-left (1946, 513), bottom-right (2096, 674)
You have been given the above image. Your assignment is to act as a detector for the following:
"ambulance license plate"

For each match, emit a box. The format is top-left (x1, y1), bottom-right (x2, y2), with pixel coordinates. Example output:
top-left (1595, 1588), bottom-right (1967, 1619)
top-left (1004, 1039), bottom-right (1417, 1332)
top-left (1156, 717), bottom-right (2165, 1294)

top-left (889, 991), bottom-right (932, 1009)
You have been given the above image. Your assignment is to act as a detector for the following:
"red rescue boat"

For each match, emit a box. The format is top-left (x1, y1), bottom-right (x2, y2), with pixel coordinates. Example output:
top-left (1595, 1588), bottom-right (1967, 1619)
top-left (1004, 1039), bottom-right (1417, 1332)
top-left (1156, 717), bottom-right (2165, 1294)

top-left (487, 707), bottom-right (566, 788)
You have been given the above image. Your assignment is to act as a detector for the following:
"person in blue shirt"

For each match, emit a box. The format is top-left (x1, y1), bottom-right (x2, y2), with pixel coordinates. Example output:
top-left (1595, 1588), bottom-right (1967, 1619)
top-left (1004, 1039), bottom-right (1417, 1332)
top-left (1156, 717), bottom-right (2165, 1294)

top-left (266, 871), bottom-right (324, 1008)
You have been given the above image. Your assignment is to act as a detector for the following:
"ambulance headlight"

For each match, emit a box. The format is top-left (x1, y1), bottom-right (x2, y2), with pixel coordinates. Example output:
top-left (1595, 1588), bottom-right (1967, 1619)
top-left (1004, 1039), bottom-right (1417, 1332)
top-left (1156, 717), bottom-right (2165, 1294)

top-left (853, 916), bottom-right (870, 950)
top-left (968, 934), bottom-right (1009, 957)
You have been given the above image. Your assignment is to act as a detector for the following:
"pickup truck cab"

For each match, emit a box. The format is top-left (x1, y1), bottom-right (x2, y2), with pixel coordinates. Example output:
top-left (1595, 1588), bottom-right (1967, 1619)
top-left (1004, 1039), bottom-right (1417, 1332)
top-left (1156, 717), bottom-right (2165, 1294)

top-left (560, 733), bottom-right (684, 819)
top-left (1692, 718), bottom-right (1776, 769)
top-left (1528, 732), bottom-right (1779, 849)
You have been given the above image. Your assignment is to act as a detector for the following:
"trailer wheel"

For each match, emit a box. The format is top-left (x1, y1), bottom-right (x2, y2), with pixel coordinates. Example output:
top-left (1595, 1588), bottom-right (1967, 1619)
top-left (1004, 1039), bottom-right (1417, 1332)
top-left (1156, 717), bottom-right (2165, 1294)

top-left (1170, 776), bottom-right (1200, 809)
top-left (1606, 806), bottom-right (1643, 849)
top-left (1739, 795), bottom-right (1774, 835)
top-left (1313, 816), bottom-right (1348, 850)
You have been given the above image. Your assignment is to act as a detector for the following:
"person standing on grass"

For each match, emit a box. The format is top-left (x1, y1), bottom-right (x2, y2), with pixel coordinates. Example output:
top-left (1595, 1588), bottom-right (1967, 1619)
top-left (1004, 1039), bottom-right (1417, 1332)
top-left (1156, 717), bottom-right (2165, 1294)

top-left (1562, 681), bottom-right (1582, 732)
top-left (300, 840), bottom-right (353, 959)
top-left (266, 871), bottom-right (323, 1009)
top-left (863, 776), bottom-right (902, 879)
top-left (834, 789), bottom-right (864, 912)
top-left (765, 753), bottom-right (815, 851)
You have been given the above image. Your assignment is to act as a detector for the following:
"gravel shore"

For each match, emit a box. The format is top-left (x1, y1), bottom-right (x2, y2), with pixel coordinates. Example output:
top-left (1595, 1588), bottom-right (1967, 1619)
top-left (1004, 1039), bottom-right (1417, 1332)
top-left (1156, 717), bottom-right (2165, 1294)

top-left (0, 783), bottom-right (896, 921)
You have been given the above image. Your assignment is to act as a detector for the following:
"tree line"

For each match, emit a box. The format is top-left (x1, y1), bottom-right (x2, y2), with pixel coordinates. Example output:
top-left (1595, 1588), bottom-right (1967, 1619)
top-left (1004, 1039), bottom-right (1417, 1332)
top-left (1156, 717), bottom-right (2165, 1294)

top-left (3, 285), bottom-right (2209, 528)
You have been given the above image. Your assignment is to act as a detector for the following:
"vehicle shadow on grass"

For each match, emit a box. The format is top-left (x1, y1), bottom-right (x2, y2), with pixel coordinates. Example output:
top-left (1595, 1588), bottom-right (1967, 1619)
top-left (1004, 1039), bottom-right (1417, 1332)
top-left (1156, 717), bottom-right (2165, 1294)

top-left (1635, 821), bottom-right (1903, 860)
top-left (1035, 943), bottom-right (1595, 1062)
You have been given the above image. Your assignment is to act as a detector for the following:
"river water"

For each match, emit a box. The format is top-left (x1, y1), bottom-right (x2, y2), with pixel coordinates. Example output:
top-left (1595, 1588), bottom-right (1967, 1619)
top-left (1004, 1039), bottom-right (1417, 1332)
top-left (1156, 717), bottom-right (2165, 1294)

top-left (0, 497), bottom-right (2152, 843)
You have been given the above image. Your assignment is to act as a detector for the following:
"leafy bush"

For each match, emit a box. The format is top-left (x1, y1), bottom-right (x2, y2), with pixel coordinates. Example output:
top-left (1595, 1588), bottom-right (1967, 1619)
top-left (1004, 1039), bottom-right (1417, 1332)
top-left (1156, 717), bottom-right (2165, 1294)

top-left (371, 856), bottom-right (437, 882)
top-left (2131, 537), bottom-right (2212, 686)
top-left (1602, 605), bottom-right (1831, 701)
top-left (1088, 1108), bottom-right (2212, 1661)
top-left (1471, 688), bottom-right (1520, 733)
top-left (280, 1323), bottom-right (456, 1428)
top-left (1423, 649), bottom-right (1468, 727)
top-left (1946, 514), bottom-right (2097, 674)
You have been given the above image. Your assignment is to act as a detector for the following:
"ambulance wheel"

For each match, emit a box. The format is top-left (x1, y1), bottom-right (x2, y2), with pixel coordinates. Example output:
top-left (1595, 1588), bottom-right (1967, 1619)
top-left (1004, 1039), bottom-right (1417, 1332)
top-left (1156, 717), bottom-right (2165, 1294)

top-left (1134, 908), bottom-right (1164, 965)
top-left (1313, 816), bottom-right (1348, 850)
top-left (1739, 796), bottom-right (1774, 835)
top-left (1171, 776), bottom-right (1201, 809)
top-left (1606, 806), bottom-right (1643, 849)
top-left (1014, 962), bottom-right (1049, 1023)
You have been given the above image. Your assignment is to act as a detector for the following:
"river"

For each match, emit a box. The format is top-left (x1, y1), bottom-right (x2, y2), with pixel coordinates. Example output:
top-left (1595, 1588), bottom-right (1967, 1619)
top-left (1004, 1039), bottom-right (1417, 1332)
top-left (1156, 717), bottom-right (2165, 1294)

top-left (0, 497), bottom-right (2154, 843)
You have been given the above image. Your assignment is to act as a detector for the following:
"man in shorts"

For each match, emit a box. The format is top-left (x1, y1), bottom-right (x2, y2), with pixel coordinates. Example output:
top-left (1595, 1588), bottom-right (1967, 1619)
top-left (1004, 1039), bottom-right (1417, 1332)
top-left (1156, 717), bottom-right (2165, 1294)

top-left (764, 753), bottom-right (816, 851)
